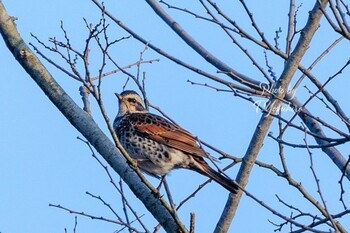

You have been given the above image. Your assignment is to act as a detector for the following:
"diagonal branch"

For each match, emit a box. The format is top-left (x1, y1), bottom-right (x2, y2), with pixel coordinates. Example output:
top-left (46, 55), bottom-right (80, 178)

top-left (214, 1), bottom-right (330, 232)
top-left (0, 3), bottom-right (187, 233)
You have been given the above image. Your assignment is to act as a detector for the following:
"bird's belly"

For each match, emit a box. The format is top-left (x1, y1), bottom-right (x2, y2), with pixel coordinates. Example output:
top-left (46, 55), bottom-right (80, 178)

top-left (121, 135), bottom-right (189, 176)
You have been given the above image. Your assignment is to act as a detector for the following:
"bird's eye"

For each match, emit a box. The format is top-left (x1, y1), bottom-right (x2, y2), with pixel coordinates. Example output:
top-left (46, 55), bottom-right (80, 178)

top-left (128, 98), bottom-right (137, 104)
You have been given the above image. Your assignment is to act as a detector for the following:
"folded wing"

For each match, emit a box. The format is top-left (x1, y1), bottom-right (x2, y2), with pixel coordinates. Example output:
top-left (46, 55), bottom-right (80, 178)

top-left (130, 113), bottom-right (209, 158)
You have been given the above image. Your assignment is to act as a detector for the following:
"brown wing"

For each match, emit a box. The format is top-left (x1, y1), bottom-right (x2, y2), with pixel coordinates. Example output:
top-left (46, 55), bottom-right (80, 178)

top-left (129, 113), bottom-right (209, 158)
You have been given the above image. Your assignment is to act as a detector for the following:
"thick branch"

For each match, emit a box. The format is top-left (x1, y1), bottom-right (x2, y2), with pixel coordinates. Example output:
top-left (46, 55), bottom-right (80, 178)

top-left (215, 1), bottom-right (330, 232)
top-left (0, 2), bottom-right (187, 233)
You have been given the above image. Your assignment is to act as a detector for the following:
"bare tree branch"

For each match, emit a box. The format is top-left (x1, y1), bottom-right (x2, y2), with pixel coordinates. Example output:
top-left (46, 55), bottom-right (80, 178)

top-left (2, 0), bottom-right (349, 232)
top-left (0, 3), bottom-right (187, 232)
top-left (215, 1), bottom-right (331, 232)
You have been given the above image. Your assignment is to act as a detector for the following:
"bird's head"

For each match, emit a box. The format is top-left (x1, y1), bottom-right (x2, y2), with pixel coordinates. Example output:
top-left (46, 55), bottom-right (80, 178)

top-left (115, 90), bottom-right (147, 116)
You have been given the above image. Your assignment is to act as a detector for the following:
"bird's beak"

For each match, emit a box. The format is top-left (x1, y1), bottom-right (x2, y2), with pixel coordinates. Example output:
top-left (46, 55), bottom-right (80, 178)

top-left (115, 93), bottom-right (122, 101)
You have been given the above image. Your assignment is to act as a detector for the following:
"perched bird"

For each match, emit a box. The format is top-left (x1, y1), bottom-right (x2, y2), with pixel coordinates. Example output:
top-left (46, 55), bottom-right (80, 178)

top-left (113, 90), bottom-right (238, 194)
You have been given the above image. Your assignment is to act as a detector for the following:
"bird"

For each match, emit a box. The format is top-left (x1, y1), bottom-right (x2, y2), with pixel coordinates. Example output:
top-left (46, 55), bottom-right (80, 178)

top-left (113, 90), bottom-right (239, 194)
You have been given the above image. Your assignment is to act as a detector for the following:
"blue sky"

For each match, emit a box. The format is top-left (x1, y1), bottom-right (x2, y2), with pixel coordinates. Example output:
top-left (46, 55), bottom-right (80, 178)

top-left (1, 1), bottom-right (350, 232)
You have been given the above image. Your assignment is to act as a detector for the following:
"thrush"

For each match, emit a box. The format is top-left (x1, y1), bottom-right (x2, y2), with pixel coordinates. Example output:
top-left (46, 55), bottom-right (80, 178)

top-left (113, 90), bottom-right (239, 194)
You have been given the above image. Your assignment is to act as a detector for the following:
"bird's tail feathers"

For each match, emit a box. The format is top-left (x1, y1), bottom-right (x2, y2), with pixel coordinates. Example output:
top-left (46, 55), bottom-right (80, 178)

top-left (191, 160), bottom-right (239, 194)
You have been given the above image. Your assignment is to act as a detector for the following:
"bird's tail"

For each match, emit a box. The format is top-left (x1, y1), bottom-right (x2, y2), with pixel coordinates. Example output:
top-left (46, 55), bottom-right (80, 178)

top-left (190, 159), bottom-right (239, 194)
